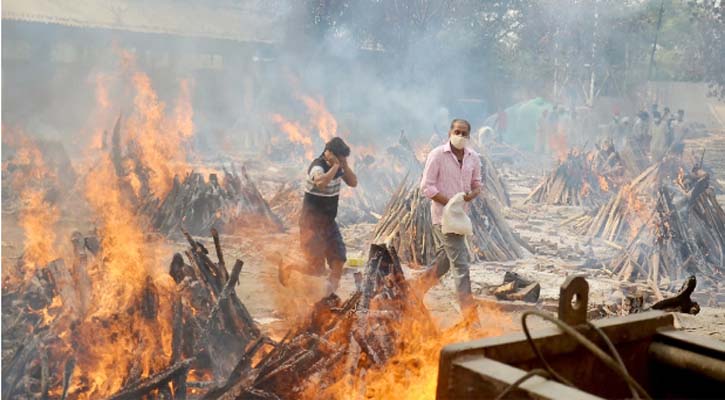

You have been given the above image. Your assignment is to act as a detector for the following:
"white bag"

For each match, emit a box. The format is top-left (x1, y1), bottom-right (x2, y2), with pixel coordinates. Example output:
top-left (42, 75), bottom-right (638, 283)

top-left (441, 192), bottom-right (473, 236)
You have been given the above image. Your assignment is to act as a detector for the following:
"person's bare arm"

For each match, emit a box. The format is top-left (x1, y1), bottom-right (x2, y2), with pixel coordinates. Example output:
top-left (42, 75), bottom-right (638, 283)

top-left (464, 156), bottom-right (483, 202)
top-left (431, 193), bottom-right (449, 206)
top-left (313, 159), bottom-right (341, 190)
top-left (463, 187), bottom-right (481, 202)
top-left (339, 157), bottom-right (358, 187)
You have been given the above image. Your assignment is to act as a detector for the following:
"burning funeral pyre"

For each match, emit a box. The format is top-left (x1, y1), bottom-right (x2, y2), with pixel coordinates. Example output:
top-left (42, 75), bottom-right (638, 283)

top-left (1, 132), bottom-right (77, 214)
top-left (108, 114), bottom-right (282, 236)
top-left (525, 141), bottom-right (630, 208)
top-left (2, 227), bottom-right (497, 399)
top-left (605, 159), bottom-right (725, 291)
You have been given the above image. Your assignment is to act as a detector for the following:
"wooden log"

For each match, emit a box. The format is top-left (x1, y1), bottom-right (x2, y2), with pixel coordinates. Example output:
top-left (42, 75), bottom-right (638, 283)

top-left (210, 228), bottom-right (228, 283)
top-left (46, 259), bottom-right (80, 317)
top-left (105, 358), bottom-right (194, 400)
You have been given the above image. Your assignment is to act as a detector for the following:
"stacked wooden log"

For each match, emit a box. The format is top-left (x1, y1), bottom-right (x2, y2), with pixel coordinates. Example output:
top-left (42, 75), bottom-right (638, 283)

top-left (574, 157), bottom-right (686, 243)
top-left (372, 175), bottom-right (528, 266)
top-left (481, 153), bottom-right (511, 207)
top-left (108, 114), bottom-right (282, 236)
top-left (1, 229), bottom-right (260, 399)
top-left (525, 143), bottom-right (628, 208)
top-left (608, 166), bottom-right (725, 291)
top-left (150, 166), bottom-right (283, 236)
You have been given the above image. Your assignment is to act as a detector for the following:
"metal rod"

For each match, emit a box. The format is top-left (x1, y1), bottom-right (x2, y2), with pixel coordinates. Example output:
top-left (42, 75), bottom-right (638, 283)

top-left (649, 342), bottom-right (725, 382)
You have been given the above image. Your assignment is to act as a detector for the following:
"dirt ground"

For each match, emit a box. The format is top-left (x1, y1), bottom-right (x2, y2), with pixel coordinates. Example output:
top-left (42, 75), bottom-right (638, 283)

top-left (183, 161), bottom-right (725, 341)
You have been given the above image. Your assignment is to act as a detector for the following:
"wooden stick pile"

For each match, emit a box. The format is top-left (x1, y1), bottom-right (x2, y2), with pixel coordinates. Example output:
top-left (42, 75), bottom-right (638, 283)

top-left (3, 225), bottom-right (443, 399)
top-left (525, 144), bottom-right (628, 208)
top-left (1, 229), bottom-right (260, 399)
top-left (574, 157), bottom-right (686, 243)
top-left (607, 164), bottom-right (725, 290)
top-left (525, 150), bottom-right (602, 207)
top-left (151, 166), bottom-right (283, 236)
top-left (481, 153), bottom-right (511, 207)
top-left (372, 175), bottom-right (528, 266)
top-left (107, 114), bottom-right (282, 236)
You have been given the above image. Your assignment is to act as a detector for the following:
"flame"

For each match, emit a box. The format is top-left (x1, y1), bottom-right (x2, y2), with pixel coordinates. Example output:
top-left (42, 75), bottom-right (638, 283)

top-left (300, 95), bottom-right (338, 142)
top-left (72, 154), bottom-right (175, 398)
top-left (19, 188), bottom-right (60, 270)
top-left (123, 71), bottom-right (194, 198)
top-left (318, 304), bottom-right (512, 399)
top-left (622, 184), bottom-right (651, 241)
top-left (174, 79), bottom-right (194, 139)
top-left (580, 181), bottom-right (591, 197)
top-left (2, 129), bottom-right (61, 278)
top-left (271, 113), bottom-right (314, 160)
top-left (598, 175), bottom-right (610, 192)
top-left (548, 128), bottom-right (568, 162)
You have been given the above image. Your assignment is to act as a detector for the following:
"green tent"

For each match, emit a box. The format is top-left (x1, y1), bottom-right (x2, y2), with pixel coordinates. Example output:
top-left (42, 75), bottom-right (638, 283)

top-left (484, 98), bottom-right (554, 151)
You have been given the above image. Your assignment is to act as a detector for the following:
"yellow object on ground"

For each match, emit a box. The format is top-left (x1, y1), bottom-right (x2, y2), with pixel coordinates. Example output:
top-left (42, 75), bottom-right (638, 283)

top-left (346, 257), bottom-right (365, 267)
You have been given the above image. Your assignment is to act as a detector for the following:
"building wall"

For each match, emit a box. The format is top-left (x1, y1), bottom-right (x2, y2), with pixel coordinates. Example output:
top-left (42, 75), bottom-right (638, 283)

top-left (2, 20), bottom-right (277, 151)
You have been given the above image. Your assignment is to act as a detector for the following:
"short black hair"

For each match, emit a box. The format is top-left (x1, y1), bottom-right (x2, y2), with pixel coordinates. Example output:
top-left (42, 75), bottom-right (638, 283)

top-left (450, 118), bottom-right (471, 132)
top-left (325, 137), bottom-right (351, 157)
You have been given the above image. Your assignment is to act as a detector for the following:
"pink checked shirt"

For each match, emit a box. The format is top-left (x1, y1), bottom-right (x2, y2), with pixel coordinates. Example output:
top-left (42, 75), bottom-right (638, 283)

top-left (420, 142), bottom-right (483, 225)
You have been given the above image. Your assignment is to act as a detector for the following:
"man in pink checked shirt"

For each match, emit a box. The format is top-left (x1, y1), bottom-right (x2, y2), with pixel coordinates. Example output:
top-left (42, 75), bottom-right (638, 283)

top-left (417, 118), bottom-right (482, 319)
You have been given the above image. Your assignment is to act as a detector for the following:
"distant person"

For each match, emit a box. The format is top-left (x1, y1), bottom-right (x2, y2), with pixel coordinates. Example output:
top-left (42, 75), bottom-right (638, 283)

top-left (278, 137), bottom-right (358, 294)
top-left (650, 114), bottom-right (672, 161)
top-left (415, 119), bottom-right (483, 321)
top-left (630, 111), bottom-right (651, 151)
top-left (677, 109), bottom-right (685, 123)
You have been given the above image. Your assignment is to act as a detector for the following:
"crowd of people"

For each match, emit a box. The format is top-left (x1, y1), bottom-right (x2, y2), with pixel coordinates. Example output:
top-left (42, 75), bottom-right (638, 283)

top-left (611, 104), bottom-right (688, 161)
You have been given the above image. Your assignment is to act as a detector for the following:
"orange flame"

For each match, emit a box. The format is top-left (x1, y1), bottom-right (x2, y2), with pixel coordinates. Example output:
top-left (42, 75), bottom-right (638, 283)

top-left (19, 188), bottom-right (60, 270)
top-left (300, 95), bottom-right (338, 142)
top-left (73, 154), bottom-right (175, 398)
top-left (598, 175), bottom-right (610, 192)
top-left (318, 304), bottom-right (512, 399)
top-left (2, 129), bottom-right (61, 277)
top-left (123, 71), bottom-right (194, 198)
top-left (271, 113), bottom-right (314, 160)
top-left (174, 79), bottom-right (194, 139)
top-left (548, 128), bottom-right (568, 162)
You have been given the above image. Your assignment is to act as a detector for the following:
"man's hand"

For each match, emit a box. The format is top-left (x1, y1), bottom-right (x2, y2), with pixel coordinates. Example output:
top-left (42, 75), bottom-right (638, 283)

top-left (339, 155), bottom-right (358, 187)
top-left (463, 188), bottom-right (481, 202)
top-left (328, 153), bottom-right (340, 167)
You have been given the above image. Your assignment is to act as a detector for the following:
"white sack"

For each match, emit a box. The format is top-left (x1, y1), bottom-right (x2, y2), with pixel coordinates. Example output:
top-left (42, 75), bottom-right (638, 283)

top-left (441, 192), bottom-right (473, 236)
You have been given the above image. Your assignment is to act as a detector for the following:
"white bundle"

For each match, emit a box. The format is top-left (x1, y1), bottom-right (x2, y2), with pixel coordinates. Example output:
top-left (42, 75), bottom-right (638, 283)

top-left (441, 192), bottom-right (473, 236)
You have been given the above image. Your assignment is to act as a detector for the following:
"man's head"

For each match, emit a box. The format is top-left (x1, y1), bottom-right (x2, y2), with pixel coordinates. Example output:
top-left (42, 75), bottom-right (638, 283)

top-left (677, 109), bottom-right (685, 122)
top-left (448, 119), bottom-right (471, 150)
top-left (323, 137), bottom-right (350, 163)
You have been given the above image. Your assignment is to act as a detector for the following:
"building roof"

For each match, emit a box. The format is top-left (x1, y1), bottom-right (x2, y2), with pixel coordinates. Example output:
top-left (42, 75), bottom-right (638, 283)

top-left (2, 0), bottom-right (283, 43)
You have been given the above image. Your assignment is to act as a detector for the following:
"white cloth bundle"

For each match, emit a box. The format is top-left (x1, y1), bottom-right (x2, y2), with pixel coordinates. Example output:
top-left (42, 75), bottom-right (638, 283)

top-left (441, 192), bottom-right (473, 236)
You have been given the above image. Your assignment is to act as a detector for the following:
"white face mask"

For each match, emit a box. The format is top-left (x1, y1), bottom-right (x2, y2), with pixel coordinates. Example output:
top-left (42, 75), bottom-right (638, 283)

top-left (450, 135), bottom-right (469, 150)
